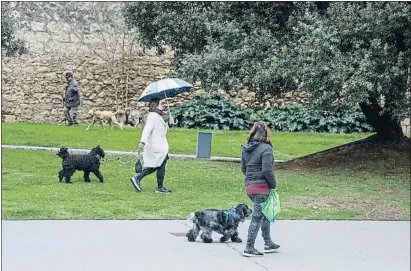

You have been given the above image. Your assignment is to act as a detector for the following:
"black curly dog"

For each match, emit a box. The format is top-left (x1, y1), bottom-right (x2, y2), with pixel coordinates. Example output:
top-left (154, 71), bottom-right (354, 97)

top-left (186, 203), bottom-right (253, 243)
top-left (57, 145), bottom-right (105, 184)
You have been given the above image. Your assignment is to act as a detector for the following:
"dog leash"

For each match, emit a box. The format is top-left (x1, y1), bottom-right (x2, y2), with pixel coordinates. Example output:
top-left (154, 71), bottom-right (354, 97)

top-left (118, 151), bottom-right (140, 165)
top-left (101, 150), bottom-right (140, 165)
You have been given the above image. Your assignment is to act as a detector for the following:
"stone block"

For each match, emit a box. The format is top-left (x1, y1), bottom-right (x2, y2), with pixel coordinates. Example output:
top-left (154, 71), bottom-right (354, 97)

top-left (3, 115), bottom-right (16, 122)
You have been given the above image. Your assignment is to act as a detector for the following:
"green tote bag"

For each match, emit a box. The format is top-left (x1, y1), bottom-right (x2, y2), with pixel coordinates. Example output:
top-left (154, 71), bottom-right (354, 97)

top-left (261, 189), bottom-right (281, 223)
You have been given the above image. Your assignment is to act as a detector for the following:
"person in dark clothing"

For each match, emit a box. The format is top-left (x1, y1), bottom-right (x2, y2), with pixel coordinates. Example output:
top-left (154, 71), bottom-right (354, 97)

top-left (241, 121), bottom-right (280, 257)
top-left (62, 71), bottom-right (83, 126)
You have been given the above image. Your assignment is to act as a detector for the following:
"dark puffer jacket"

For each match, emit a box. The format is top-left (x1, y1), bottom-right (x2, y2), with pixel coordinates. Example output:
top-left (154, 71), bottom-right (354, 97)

top-left (241, 141), bottom-right (277, 192)
top-left (65, 79), bottom-right (82, 107)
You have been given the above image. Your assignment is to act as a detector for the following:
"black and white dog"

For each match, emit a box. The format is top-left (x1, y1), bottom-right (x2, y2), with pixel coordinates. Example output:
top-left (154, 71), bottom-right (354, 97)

top-left (57, 145), bottom-right (105, 183)
top-left (186, 203), bottom-right (253, 243)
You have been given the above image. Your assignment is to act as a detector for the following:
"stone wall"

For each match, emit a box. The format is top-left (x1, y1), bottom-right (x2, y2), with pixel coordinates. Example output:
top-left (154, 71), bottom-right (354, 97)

top-left (1, 51), bottom-right (173, 123)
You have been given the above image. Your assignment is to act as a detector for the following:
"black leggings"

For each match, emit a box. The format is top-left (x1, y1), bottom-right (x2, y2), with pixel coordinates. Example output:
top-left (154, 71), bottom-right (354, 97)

top-left (135, 156), bottom-right (168, 188)
top-left (246, 194), bottom-right (275, 249)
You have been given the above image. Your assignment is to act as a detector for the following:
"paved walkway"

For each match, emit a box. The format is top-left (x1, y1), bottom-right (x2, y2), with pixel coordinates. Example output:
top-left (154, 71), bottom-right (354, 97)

top-left (2, 144), bottom-right (270, 163)
top-left (2, 220), bottom-right (409, 271)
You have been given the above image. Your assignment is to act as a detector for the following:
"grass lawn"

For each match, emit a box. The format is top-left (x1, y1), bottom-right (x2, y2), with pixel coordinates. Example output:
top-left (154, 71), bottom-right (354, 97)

top-left (1, 123), bottom-right (372, 160)
top-left (2, 149), bottom-right (409, 220)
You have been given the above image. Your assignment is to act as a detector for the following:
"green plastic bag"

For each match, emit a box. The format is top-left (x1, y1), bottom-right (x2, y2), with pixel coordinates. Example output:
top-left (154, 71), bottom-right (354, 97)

top-left (261, 189), bottom-right (281, 222)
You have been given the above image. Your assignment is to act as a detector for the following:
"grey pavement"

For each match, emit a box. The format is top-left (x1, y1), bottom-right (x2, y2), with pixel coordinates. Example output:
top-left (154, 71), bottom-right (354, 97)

top-left (2, 220), bottom-right (410, 271)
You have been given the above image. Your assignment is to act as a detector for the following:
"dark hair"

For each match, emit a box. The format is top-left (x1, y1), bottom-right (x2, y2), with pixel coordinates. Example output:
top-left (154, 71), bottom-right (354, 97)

top-left (148, 99), bottom-right (160, 112)
top-left (248, 121), bottom-right (271, 144)
top-left (63, 71), bottom-right (73, 78)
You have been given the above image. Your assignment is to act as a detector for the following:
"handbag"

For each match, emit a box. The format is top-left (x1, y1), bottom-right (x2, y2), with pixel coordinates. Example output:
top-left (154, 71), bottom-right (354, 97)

top-left (135, 159), bottom-right (143, 173)
top-left (135, 149), bottom-right (143, 173)
top-left (260, 189), bottom-right (281, 223)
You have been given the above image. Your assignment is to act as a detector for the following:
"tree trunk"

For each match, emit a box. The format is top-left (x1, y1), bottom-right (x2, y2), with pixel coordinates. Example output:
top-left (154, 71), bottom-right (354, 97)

top-left (359, 97), bottom-right (405, 142)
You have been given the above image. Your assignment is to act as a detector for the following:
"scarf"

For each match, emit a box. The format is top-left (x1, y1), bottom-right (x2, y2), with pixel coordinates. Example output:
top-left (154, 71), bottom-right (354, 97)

top-left (149, 108), bottom-right (165, 116)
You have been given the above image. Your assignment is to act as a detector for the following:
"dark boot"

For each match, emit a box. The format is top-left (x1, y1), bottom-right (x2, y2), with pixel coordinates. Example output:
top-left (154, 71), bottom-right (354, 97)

top-left (72, 116), bottom-right (79, 126)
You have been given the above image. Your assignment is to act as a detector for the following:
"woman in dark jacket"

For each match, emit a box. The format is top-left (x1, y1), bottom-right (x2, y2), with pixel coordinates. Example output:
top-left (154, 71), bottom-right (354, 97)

top-left (241, 121), bottom-right (280, 257)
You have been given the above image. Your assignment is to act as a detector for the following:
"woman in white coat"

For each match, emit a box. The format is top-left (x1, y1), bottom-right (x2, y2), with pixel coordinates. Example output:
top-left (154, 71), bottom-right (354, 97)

top-left (130, 99), bottom-right (175, 194)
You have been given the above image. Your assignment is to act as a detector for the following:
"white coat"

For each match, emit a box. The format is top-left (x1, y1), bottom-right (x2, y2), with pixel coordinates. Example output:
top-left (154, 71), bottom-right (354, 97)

top-left (140, 112), bottom-right (169, 168)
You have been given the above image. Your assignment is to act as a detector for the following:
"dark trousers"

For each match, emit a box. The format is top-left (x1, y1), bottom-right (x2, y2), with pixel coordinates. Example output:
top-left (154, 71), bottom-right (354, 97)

top-left (135, 156), bottom-right (168, 188)
top-left (246, 194), bottom-right (275, 249)
top-left (63, 106), bottom-right (78, 124)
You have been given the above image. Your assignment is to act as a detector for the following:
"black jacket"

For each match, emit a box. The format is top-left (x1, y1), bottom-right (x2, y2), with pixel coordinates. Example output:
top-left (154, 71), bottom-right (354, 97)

top-left (64, 79), bottom-right (82, 107)
top-left (241, 141), bottom-right (277, 189)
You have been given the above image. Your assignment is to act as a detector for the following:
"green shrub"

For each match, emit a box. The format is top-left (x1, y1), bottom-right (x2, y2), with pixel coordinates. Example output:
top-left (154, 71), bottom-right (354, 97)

top-left (251, 104), bottom-right (374, 133)
top-left (172, 96), bottom-right (373, 133)
top-left (171, 95), bottom-right (252, 130)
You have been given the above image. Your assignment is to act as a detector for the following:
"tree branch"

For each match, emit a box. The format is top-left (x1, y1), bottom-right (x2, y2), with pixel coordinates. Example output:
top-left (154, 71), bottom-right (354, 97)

top-left (71, 29), bottom-right (109, 63)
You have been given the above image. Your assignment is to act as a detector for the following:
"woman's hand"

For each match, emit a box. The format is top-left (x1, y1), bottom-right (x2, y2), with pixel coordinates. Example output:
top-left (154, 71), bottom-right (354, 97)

top-left (169, 116), bottom-right (178, 125)
top-left (137, 142), bottom-right (145, 151)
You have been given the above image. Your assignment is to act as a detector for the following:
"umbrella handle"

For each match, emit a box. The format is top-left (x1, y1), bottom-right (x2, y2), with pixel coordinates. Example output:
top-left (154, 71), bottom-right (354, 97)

top-left (168, 108), bottom-right (179, 126)
top-left (164, 92), bottom-right (178, 125)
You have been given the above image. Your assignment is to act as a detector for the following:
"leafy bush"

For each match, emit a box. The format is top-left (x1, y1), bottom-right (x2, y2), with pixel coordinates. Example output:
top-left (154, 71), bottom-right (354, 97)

top-left (172, 96), bottom-right (373, 133)
top-left (251, 104), bottom-right (374, 133)
top-left (171, 95), bottom-right (252, 130)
